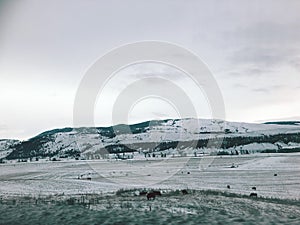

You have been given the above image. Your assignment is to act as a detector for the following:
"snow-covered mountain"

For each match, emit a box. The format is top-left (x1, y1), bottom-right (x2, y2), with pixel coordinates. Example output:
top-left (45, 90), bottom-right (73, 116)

top-left (3, 118), bottom-right (300, 160)
top-left (0, 139), bottom-right (20, 159)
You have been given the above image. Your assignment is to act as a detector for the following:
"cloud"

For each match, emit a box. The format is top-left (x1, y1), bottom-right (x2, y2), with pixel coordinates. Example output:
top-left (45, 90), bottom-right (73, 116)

top-left (107, 63), bottom-right (189, 90)
top-left (231, 47), bottom-right (287, 67)
top-left (270, 84), bottom-right (285, 89)
top-left (225, 66), bottom-right (274, 78)
top-left (289, 56), bottom-right (300, 71)
top-left (226, 21), bottom-right (300, 74)
top-left (233, 22), bottom-right (300, 46)
top-left (251, 85), bottom-right (286, 93)
top-left (252, 88), bottom-right (269, 93)
top-left (0, 124), bottom-right (7, 130)
top-left (1, 0), bottom-right (300, 139)
top-left (232, 83), bottom-right (247, 88)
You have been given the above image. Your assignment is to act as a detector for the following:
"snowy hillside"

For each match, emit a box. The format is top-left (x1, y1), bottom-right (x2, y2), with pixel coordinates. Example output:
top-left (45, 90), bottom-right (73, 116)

top-left (0, 139), bottom-right (20, 159)
top-left (4, 118), bottom-right (300, 160)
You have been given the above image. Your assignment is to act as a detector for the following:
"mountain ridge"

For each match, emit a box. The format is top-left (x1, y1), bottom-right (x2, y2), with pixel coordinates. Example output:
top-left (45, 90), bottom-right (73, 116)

top-left (1, 118), bottom-right (300, 160)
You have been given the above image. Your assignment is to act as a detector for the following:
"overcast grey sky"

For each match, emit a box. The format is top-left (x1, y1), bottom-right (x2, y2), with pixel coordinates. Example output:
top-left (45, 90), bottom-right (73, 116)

top-left (0, 0), bottom-right (300, 140)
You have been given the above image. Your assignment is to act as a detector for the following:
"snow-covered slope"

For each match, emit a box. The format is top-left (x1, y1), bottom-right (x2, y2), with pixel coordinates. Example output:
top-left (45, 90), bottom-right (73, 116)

top-left (0, 139), bottom-right (20, 159)
top-left (5, 118), bottom-right (300, 159)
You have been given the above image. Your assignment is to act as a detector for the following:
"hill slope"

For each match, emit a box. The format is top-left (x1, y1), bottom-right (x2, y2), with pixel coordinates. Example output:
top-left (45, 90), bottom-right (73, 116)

top-left (0, 139), bottom-right (20, 159)
top-left (3, 118), bottom-right (300, 160)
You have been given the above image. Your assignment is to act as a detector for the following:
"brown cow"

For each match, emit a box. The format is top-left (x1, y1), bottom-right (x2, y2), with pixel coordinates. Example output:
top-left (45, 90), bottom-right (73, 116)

top-left (153, 191), bottom-right (161, 195)
top-left (139, 191), bottom-right (147, 196)
top-left (146, 191), bottom-right (161, 200)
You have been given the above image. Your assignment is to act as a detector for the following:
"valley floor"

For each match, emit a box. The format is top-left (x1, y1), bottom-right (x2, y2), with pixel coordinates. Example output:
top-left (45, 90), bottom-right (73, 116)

top-left (1, 153), bottom-right (300, 224)
top-left (0, 153), bottom-right (300, 199)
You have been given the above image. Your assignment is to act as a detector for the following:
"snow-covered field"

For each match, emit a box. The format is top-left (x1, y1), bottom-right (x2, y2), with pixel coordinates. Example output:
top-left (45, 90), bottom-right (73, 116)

top-left (1, 153), bottom-right (300, 200)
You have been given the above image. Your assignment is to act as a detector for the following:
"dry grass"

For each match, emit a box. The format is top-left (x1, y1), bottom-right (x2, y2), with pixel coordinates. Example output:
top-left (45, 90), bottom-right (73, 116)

top-left (1, 189), bottom-right (300, 225)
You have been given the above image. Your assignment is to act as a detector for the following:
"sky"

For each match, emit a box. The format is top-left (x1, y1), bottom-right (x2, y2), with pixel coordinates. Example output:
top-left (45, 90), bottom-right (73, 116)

top-left (0, 0), bottom-right (299, 140)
